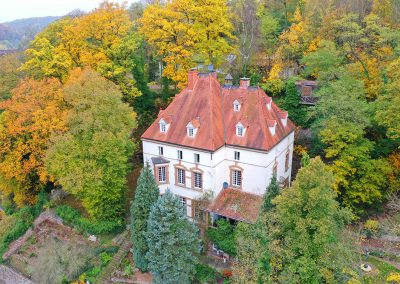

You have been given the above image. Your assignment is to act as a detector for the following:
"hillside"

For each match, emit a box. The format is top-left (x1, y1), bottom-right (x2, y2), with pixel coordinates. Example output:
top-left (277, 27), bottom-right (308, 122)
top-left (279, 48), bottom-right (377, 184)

top-left (0, 16), bottom-right (60, 50)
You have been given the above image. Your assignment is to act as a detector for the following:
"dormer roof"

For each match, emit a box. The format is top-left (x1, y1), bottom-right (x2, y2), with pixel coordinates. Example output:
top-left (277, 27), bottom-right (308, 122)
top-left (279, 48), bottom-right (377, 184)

top-left (142, 72), bottom-right (295, 152)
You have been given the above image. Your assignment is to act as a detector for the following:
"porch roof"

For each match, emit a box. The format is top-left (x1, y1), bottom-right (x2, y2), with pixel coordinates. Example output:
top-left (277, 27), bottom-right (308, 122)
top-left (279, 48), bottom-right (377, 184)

top-left (206, 188), bottom-right (263, 223)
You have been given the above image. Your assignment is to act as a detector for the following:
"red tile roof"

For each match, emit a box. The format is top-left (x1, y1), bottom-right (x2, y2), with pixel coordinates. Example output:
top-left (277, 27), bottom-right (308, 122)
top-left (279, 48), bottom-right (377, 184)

top-left (206, 188), bottom-right (263, 223)
top-left (141, 71), bottom-right (295, 152)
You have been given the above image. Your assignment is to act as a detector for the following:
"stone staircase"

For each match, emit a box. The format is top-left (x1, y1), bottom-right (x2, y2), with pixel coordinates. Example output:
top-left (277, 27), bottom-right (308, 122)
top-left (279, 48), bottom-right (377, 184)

top-left (97, 232), bottom-right (132, 284)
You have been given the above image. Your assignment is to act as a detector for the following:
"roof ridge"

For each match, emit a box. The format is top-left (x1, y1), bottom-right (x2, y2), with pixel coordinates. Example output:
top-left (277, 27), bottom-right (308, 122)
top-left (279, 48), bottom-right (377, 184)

top-left (257, 88), bottom-right (270, 149)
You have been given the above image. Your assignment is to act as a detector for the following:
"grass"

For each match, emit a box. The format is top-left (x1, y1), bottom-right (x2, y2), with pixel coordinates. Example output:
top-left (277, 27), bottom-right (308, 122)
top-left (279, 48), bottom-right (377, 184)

top-left (362, 257), bottom-right (400, 284)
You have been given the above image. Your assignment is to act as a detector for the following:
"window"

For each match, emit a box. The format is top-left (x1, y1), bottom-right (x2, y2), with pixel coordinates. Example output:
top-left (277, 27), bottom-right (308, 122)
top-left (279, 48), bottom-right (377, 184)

top-left (273, 162), bottom-right (278, 177)
top-left (234, 151), bottom-right (240, 161)
top-left (160, 123), bottom-right (166, 132)
top-left (157, 166), bottom-right (167, 183)
top-left (232, 169), bottom-right (242, 187)
top-left (179, 196), bottom-right (186, 206)
top-left (193, 172), bottom-right (202, 189)
top-left (285, 151), bottom-right (290, 172)
top-left (188, 127), bottom-right (194, 137)
top-left (158, 146), bottom-right (163, 156)
top-left (177, 168), bottom-right (185, 185)
top-left (233, 100), bottom-right (241, 111)
top-left (193, 201), bottom-right (207, 224)
top-left (236, 126), bottom-right (243, 136)
top-left (177, 150), bottom-right (183, 160)
top-left (194, 153), bottom-right (200, 163)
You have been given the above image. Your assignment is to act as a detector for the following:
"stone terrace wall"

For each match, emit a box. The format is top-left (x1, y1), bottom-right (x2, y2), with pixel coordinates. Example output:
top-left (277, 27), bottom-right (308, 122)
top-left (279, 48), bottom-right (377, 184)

top-left (0, 265), bottom-right (33, 284)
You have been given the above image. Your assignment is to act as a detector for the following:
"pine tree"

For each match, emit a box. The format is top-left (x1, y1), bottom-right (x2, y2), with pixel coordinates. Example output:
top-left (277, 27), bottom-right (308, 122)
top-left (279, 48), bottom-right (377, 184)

top-left (130, 163), bottom-right (159, 271)
top-left (261, 175), bottom-right (280, 214)
top-left (146, 190), bottom-right (198, 284)
top-left (282, 79), bottom-right (308, 127)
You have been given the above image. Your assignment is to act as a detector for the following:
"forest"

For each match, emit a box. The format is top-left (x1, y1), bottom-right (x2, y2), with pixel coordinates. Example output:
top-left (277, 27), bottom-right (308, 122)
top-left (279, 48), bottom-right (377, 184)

top-left (0, 0), bottom-right (399, 283)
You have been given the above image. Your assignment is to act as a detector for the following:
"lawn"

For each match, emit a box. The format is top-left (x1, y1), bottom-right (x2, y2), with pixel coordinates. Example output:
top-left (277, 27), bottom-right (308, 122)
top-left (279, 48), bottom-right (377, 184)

top-left (362, 257), bottom-right (400, 284)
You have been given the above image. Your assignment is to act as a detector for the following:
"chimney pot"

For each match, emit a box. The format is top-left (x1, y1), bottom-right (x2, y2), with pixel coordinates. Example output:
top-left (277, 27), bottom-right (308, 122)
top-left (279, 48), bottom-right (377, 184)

top-left (239, 78), bottom-right (250, 89)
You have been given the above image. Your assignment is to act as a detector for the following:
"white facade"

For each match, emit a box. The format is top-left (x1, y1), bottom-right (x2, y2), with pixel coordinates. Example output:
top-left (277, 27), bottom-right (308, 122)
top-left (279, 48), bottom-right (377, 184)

top-left (142, 130), bottom-right (294, 218)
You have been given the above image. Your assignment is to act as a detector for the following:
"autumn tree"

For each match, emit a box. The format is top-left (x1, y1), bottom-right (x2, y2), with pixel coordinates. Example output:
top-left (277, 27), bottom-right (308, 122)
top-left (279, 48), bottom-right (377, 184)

top-left (21, 2), bottom-right (141, 103)
top-left (130, 163), bottom-right (159, 272)
top-left (0, 78), bottom-right (66, 206)
top-left (45, 68), bottom-right (136, 220)
top-left (268, 157), bottom-right (354, 283)
top-left (146, 190), bottom-right (199, 284)
top-left (0, 52), bottom-right (24, 102)
top-left (139, 0), bottom-right (235, 88)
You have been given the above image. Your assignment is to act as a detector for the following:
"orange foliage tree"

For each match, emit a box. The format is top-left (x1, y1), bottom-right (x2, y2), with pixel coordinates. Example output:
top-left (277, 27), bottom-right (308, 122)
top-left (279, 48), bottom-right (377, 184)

top-left (0, 78), bottom-right (67, 206)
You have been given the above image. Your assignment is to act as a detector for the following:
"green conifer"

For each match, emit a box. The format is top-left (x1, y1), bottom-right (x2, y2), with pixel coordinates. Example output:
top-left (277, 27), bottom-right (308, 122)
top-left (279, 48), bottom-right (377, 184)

top-left (130, 163), bottom-right (159, 271)
top-left (146, 190), bottom-right (199, 284)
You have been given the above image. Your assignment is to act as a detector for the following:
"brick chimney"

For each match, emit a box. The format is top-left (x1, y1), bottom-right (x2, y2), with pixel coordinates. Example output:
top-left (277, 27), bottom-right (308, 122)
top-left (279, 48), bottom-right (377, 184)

top-left (188, 69), bottom-right (198, 90)
top-left (239, 78), bottom-right (250, 89)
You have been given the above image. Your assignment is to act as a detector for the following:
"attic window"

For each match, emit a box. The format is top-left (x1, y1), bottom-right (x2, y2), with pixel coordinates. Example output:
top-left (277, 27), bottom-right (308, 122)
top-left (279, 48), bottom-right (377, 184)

top-left (186, 121), bottom-right (198, 137)
top-left (236, 122), bottom-right (245, 137)
top-left (233, 100), bottom-right (241, 112)
top-left (159, 118), bottom-right (170, 133)
top-left (188, 127), bottom-right (194, 137)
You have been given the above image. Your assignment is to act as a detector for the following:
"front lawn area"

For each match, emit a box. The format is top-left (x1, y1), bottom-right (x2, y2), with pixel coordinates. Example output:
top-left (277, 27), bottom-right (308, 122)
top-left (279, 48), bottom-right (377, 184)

top-left (362, 257), bottom-right (400, 284)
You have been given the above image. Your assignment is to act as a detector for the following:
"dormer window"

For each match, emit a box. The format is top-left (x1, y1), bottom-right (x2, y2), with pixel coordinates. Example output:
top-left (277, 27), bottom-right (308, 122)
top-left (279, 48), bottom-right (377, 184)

top-left (159, 118), bottom-right (170, 133)
top-left (188, 127), bottom-right (194, 137)
top-left (186, 119), bottom-right (199, 138)
top-left (266, 98), bottom-right (272, 110)
top-left (236, 122), bottom-right (245, 137)
top-left (268, 119), bottom-right (277, 136)
top-left (233, 100), bottom-right (241, 112)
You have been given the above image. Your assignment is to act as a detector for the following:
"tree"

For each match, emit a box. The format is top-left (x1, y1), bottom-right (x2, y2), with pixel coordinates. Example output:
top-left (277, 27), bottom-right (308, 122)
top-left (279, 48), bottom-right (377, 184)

top-left (130, 163), bottom-right (159, 272)
top-left (0, 52), bottom-right (24, 102)
top-left (139, 0), bottom-right (235, 88)
top-left (207, 218), bottom-right (236, 256)
top-left (0, 78), bottom-right (66, 206)
top-left (146, 190), bottom-right (199, 284)
top-left (21, 3), bottom-right (142, 103)
top-left (261, 175), bottom-right (280, 213)
top-left (233, 176), bottom-right (279, 283)
top-left (281, 79), bottom-right (308, 127)
top-left (268, 157), bottom-right (354, 283)
top-left (45, 68), bottom-right (136, 220)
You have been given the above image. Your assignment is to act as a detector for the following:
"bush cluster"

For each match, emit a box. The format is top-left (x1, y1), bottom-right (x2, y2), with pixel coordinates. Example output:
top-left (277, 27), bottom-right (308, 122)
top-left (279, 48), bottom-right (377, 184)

top-left (55, 205), bottom-right (124, 235)
top-left (0, 190), bottom-right (48, 260)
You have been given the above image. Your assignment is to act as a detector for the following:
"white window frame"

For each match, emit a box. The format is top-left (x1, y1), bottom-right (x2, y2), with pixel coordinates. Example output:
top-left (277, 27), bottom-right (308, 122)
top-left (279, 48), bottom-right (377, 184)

top-left (194, 153), bottom-right (200, 164)
top-left (234, 151), bottom-right (240, 161)
top-left (158, 146), bottom-right (163, 156)
top-left (179, 196), bottom-right (186, 206)
top-left (158, 166), bottom-right (167, 183)
top-left (177, 168), bottom-right (185, 185)
top-left (160, 123), bottom-right (166, 133)
top-left (236, 126), bottom-right (244, 136)
top-left (177, 150), bottom-right (183, 160)
top-left (188, 127), bottom-right (194, 137)
top-left (232, 169), bottom-right (242, 187)
top-left (193, 172), bottom-right (202, 189)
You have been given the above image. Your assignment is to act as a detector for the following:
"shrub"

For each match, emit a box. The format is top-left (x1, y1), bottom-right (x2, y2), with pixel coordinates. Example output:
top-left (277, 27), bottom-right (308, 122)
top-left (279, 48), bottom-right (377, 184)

top-left (207, 219), bottom-right (236, 256)
top-left (194, 263), bottom-right (217, 283)
top-left (55, 205), bottom-right (124, 235)
top-left (364, 219), bottom-right (380, 238)
top-left (0, 191), bottom-right (48, 260)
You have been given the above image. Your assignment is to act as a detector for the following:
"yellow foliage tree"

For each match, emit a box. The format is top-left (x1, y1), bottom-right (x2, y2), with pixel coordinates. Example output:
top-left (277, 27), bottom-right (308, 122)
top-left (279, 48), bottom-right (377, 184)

top-left (139, 0), bottom-right (235, 88)
top-left (21, 2), bottom-right (141, 101)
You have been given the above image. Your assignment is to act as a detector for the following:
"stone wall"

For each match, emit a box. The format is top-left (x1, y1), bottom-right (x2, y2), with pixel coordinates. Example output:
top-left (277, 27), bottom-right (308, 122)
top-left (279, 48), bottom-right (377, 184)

top-left (0, 265), bottom-right (33, 284)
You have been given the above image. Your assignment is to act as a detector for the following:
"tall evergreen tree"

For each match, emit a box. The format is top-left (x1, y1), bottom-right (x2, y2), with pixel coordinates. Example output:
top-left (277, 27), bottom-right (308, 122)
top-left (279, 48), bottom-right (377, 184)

top-left (261, 175), bottom-right (280, 214)
top-left (282, 79), bottom-right (308, 127)
top-left (146, 190), bottom-right (198, 284)
top-left (130, 163), bottom-right (159, 272)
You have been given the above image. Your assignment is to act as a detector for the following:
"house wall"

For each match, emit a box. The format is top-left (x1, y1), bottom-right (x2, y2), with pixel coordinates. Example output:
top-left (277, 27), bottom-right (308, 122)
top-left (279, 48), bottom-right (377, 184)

top-left (142, 130), bottom-right (294, 217)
